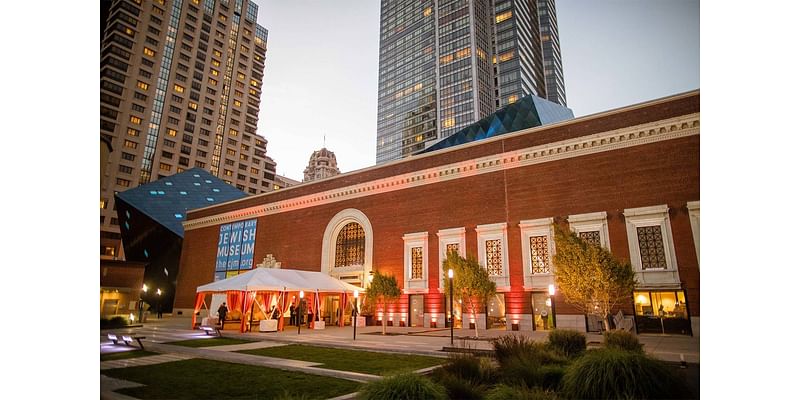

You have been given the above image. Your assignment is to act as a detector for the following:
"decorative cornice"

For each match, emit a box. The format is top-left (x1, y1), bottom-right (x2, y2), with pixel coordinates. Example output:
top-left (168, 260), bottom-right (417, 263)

top-left (184, 113), bottom-right (700, 231)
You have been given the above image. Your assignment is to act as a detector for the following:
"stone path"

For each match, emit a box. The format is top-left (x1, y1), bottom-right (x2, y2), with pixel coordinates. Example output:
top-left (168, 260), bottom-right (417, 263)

top-left (101, 353), bottom-right (194, 370)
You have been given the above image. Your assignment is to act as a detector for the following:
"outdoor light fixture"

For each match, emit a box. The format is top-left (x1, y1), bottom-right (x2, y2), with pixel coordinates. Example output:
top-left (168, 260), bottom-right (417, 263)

top-left (353, 290), bottom-right (359, 340)
top-left (548, 283), bottom-right (557, 328)
top-left (448, 268), bottom-right (454, 345)
top-left (157, 289), bottom-right (162, 296)
top-left (298, 291), bottom-right (304, 335)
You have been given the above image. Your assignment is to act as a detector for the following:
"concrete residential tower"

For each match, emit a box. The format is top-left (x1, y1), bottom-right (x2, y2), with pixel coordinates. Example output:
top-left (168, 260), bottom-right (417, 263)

top-left (375, 0), bottom-right (567, 163)
top-left (101, 0), bottom-right (277, 259)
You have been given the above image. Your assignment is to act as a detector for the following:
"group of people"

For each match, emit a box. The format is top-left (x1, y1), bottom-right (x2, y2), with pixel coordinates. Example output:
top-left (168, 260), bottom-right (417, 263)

top-left (214, 301), bottom-right (286, 329)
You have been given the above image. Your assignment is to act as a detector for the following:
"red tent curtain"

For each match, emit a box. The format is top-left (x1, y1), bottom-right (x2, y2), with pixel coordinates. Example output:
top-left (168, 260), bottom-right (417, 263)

top-left (278, 290), bottom-right (288, 331)
top-left (240, 291), bottom-right (256, 333)
top-left (227, 291), bottom-right (243, 314)
top-left (191, 293), bottom-right (205, 328)
top-left (339, 293), bottom-right (346, 327)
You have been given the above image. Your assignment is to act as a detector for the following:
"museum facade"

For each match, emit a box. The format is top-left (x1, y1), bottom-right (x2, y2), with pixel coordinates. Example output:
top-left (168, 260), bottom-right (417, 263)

top-left (174, 90), bottom-right (700, 336)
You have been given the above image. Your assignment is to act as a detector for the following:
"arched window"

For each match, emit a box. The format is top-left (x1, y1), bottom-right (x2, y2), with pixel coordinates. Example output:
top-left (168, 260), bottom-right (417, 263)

top-left (334, 222), bottom-right (365, 267)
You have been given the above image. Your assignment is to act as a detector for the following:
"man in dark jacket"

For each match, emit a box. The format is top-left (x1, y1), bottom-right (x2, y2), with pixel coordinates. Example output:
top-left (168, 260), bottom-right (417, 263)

top-left (218, 302), bottom-right (228, 328)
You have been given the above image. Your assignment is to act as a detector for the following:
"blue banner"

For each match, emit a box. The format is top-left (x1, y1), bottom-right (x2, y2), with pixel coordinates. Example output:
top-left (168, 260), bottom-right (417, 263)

top-left (226, 221), bottom-right (245, 270)
top-left (239, 219), bottom-right (257, 270)
top-left (215, 224), bottom-right (232, 271)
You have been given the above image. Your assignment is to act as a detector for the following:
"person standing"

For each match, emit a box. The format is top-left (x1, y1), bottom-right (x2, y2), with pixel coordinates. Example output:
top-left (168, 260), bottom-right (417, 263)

top-left (290, 303), bottom-right (296, 326)
top-left (218, 302), bottom-right (228, 329)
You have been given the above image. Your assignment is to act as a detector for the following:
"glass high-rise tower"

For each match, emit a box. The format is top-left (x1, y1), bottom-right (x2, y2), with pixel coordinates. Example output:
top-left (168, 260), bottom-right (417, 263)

top-left (101, 0), bottom-right (276, 260)
top-left (376, 0), bottom-right (566, 163)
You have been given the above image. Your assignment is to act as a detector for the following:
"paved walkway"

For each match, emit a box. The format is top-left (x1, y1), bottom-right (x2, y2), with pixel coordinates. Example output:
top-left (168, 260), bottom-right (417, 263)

top-left (101, 315), bottom-right (700, 399)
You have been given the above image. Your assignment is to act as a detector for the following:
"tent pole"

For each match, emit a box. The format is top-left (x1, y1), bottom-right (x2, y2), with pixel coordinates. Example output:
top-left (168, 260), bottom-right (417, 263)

top-left (249, 291), bottom-right (255, 332)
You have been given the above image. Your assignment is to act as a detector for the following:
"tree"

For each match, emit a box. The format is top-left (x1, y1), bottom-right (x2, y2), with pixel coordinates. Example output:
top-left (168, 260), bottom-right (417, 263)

top-left (553, 224), bottom-right (636, 331)
top-left (365, 270), bottom-right (402, 335)
top-left (442, 251), bottom-right (496, 338)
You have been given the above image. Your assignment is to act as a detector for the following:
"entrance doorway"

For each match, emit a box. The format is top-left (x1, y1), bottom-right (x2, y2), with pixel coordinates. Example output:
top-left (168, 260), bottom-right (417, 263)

top-left (409, 295), bottom-right (424, 327)
top-left (102, 299), bottom-right (119, 317)
top-left (323, 296), bottom-right (342, 326)
top-left (531, 292), bottom-right (553, 330)
top-left (486, 294), bottom-right (506, 329)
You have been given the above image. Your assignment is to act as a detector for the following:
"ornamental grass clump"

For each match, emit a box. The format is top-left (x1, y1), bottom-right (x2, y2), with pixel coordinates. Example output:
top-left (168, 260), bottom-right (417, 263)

top-left (432, 354), bottom-right (497, 400)
top-left (493, 335), bottom-right (567, 367)
top-left (561, 348), bottom-right (693, 400)
top-left (547, 329), bottom-right (586, 358)
top-left (358, 372), bottom-right (446, 400)
top-left (485, 384), bottom-right (561, 400)
top-left (501, 355), bottom-right (566, 390)
top-left (603, 330), bottom-right (644, 353)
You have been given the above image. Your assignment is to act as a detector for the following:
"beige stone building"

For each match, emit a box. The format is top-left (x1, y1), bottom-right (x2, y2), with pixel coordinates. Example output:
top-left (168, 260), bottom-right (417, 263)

top-left (101, 0), bottom-right (277, 259)
top-left (303, 148), bottom-right (341, 182)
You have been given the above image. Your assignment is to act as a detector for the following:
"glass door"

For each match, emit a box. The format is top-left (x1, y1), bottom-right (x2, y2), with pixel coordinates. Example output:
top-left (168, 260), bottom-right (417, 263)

top-left (532, 292), bottom-right (552, 330)
top-left (410, 295), bottom-right (424, 327)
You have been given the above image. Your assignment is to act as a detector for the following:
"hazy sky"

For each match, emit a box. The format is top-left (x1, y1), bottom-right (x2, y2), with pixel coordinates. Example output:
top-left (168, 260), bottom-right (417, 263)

top-left (254, 0), bottom-right (699, 182)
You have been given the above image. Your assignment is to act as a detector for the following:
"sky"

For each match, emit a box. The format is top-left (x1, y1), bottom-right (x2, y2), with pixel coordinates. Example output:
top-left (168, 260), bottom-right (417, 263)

top-left (254, 0), bottom-right (699, 182)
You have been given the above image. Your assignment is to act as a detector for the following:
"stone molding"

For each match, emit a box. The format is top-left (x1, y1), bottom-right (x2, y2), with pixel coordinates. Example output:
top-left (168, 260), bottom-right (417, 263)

top-left (184, 114), bottom-right (700, 231)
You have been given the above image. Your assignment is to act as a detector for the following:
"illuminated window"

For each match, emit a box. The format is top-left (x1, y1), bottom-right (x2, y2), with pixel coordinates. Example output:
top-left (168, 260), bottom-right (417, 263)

top-left (423, 7), bottom-right (432, 17)
top-left (208, 78), bottom-right (218, 86)
top-left (411, 247), bottom-right (423, 279)
top-left (159, 163), bottom-right (171, 171)
top-left (129, 116), bottom-right (142, 125)
top-left (219, 13), bottom-right (227, 21)
top-left (455, 47), bottom-right (471, 59)
top-left (137, 81), bottom-right (149, 90)
top-left (498, 51), bottom-right (515, 62)
top-left (229, 128), bottom-right (238, 136)
top-left (211, 69), bottom-right (219, 76)
top-left (143, 47), bottom-right (155, 57)
top-left (100, 199), bottom-right (108, 209)
top-left (249, 88), bottom-right (257, 95)
top-left (495, 10), bottom-right (512, 23)
top-left (273, 184), bottom-right (280, 190)
top-left (334, 223), bottom-right (365, 267)
top-left (224, 169), bottom-right (233, 176)
top-left (442, 118), bottom-right (455, 128)
top-left (485, 240), bottom-right (503, 276)
top-left (213, 50), bottom-right (222, 57)
top-left (188, 102), bottom-right (198, 110)
top-left (249, 79), bottom-right (258, 87)
top-left (123, 140), bottom-right (138, 149)
top-left (127, 128), bottom-right (140, 137)
top-left (234, 99), bottom-right (242, 107)
top-left (174, 84), bottom-right (185, 93)
top-left (116, 178), bottom-right (131, 187)
top-left (508, 95), bottom-right (518, 104)
top-left (212, 59), bottom-right (220, 67)
top-left (238, 72), bottom-right (246, 80)
top-left (166, 128), bottom-right (177, 137)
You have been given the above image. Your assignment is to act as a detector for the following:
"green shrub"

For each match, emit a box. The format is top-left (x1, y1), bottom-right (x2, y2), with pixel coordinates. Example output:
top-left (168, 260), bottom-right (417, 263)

top-left (493, 335), bottom-right (567, 368)
top-left (547, 329), bottom-right (586, 358)
top-left (485, 384), bottom-right (560, 400)
top-left (561, 349), bottom-right (693, 399)
top-left (501, 356), bottom-right (566, 390)
top-left (439, 353), bottom-right (482, 382)
top-left (537, 365), bottom-right (566, 391)
top-left (100, 316), bottom-right (129, 329)
top-left (435, 372), bottom-right (487, 400)
top-left (603, 330), bottom-right (644, 353)
top-left (358, 373), bottom-right (446, 400)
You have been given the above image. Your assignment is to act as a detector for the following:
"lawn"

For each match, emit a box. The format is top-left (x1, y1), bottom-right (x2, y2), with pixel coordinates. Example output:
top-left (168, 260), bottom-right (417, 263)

top-left (167, 338), bottom-right (255, 347)
top-left (102, 358), bottom-right (361, 400)
top-left (238, 344), bottom-right (445, 375)
top-left (101, 350), bottom-right (159, 362)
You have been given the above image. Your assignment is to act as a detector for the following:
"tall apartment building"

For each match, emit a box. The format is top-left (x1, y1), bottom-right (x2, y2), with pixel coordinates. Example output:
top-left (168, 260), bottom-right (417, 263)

top-left (101, 0), bottom-right (276, 259)
top-left (376, 0), bottom-right (566, 163)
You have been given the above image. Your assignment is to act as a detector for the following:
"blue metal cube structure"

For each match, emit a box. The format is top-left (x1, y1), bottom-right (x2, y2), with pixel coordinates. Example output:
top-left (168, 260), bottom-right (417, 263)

top-left (416, 95), bottom-right (574, 155)
top-left (114, 168), bottom-right (248, 311)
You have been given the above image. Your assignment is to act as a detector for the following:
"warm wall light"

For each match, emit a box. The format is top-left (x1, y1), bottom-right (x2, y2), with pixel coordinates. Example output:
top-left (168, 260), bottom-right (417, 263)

top-left (548, 284), bottom-right (555, 296)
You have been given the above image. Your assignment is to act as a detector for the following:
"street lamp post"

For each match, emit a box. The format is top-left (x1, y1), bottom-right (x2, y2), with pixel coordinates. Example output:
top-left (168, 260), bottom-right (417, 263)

top-left (548, 284), bottom-right (557, 329)
top-left (298, 291), bottom-right (304, 335)
top-left (448, 269), bottom-right (454, 346)
top-left (156, 288), bottom-right (162, 319)
top-left (353, 290), bottom-right (359, 340)
top-left (138, 284), bottom-right (148, 323)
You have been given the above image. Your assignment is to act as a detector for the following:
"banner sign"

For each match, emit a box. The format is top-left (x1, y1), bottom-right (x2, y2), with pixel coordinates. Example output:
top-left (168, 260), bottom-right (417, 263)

top-left (215, 219), bottom-right (258, 276)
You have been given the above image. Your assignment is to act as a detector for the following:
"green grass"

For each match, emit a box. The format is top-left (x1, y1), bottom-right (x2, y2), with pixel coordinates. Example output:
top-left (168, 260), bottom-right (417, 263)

top-left (166, 338), bottom-right (255, 347)
top-left (101, 350), bottom-right (159, 362)
top-left (238, 344), bottom-right (445, 375)
top-left (102, 358), bottom-right (361, 400)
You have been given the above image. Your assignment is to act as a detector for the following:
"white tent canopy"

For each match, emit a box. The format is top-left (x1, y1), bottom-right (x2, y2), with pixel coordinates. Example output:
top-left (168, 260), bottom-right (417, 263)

top-left (196, 267), bottom-right (363, 294)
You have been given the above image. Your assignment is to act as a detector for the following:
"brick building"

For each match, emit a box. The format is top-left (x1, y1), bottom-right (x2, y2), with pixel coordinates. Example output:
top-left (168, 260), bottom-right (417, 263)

top-left (174, 90), bottom-right (700, 335)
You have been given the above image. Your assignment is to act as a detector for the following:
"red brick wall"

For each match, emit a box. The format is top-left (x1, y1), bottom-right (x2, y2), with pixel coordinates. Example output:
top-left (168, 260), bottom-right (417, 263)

top-left (175, 94), bottom-right (700, 321)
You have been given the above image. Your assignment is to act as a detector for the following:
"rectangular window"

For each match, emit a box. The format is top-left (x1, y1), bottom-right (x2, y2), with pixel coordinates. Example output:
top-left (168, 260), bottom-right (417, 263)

top-left (143, 47), bottom-right (155, 57)
top-left (121, 152), bottom-right (135, 161)
top-left (529, 236), bottom-right (551, 274)
top-left (118, 165), bottom-right (133, 174)
top-left (636, 226), bottom-right (668, 270)
top-left (159, 163), bottom-right (172, 172)
top-left (116, 178), bottom-right (131, 187)
top-left (485, 239), bottom-right (503, 276)
top-left (411, 247), bottom-right (423, 279)
top-left (123, 140), bottom-right (138, 149)
top-left (127, 128), bottom-right (140, 137)
top-left (174, 84), bottom-right (185, 93)
top-left (166, 128), bottom-right (177, 137)
top-left (137, 81), bottom-right (149, 90)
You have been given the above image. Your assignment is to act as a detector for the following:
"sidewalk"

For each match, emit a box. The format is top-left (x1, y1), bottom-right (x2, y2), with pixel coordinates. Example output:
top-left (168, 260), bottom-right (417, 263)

top-left (101, 314), bottom-right (699, 363)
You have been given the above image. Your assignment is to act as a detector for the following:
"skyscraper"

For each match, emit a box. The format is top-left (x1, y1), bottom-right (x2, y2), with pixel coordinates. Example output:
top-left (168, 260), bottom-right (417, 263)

top-left (375, 0), bottom-right (566, 163)
top-left (101, 0), bottom-right (276, 260)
